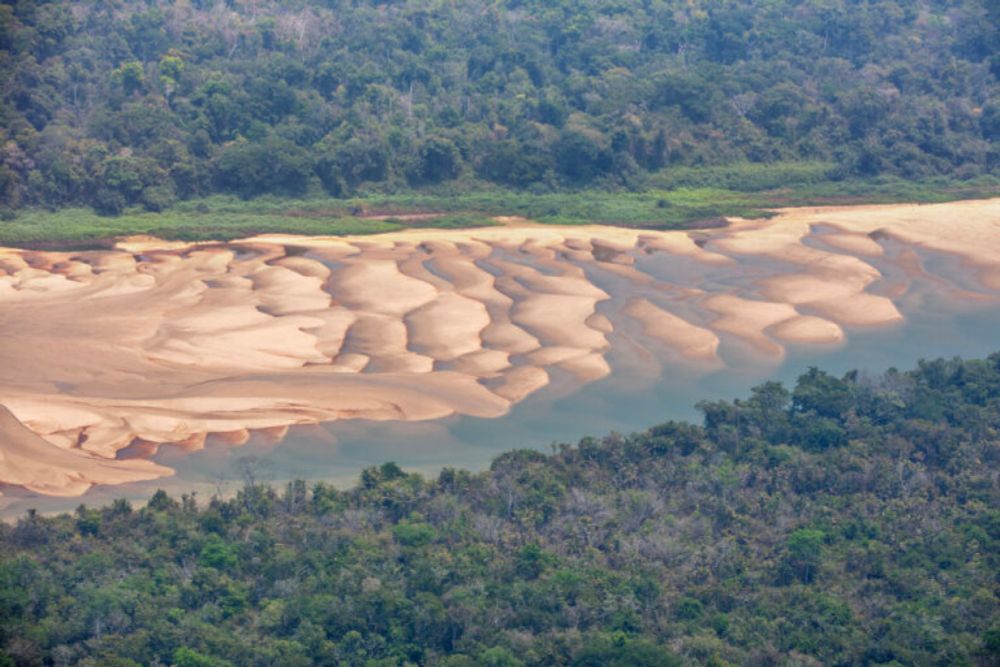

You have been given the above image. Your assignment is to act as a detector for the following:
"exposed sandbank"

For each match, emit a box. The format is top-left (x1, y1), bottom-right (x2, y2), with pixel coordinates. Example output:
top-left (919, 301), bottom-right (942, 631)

top-left (1, 198), bottom-right (999, 496)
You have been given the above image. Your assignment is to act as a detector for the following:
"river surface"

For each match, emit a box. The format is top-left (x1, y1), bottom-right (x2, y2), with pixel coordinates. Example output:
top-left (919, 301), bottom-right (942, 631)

top-left (3, 258), bottom-right (997, 519)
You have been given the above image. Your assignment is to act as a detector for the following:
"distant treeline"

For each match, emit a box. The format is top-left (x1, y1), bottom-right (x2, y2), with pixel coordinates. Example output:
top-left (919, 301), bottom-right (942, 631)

top-left (0, 0), bottom-right (998, 216)
top-left (2, 353), bottom-right (1000, 666)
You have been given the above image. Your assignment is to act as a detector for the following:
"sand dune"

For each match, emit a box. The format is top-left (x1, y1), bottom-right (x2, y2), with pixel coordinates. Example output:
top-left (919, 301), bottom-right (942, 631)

top-left (0, 405), bottom-right (171, 497)
top-left (1, 198), bottom-right (999, 496)
top-left (623, 298), bottom-right (720, 362)
top-left (407, 293), bottom-right (490, 361)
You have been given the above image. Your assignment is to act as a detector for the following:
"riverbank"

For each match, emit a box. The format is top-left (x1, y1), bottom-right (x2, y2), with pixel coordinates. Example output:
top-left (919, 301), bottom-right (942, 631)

top-left (1, 198), bottom-right (999, 499)
top-left (2, 168), bottom-right (997, 247)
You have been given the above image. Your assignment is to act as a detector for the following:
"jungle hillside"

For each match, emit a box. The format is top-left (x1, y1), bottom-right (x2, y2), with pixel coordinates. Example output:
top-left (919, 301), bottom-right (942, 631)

top-left (1, 0), bottom-right (999, 226)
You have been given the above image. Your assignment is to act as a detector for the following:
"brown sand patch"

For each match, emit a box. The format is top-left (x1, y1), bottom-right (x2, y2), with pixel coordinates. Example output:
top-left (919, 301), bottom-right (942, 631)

top-left (623, 298), bottom-right (720, 362)
top-left (703, 295), bottom-right (800, 357)
top-left (492, 366), bottom-right (550, 402)
top-left (407, 293), bottom-right (490, 361)
top-left (768, 316), bottom-right (845, 345)
top-left (0, 406), bottom-right (171, 497)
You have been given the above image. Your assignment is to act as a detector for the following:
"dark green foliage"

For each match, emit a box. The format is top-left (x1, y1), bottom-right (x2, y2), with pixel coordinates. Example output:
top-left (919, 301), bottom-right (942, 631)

top-left (213, 138), bottom-right (313, 198)
top-left (554, 129), bottom-right (613, 183)
top-left (198, 536), bottom-right (237, 570)
top-left (573, 634), bottom-right (681, 667)
top-left (983, 100), bottom-right (1000, 141)
top-left (0, 0), bottom-right (997, 215)
top-left (92, 187), bottom-right (126, 217)
top-left (412, 136), bottom-right (463, 184)
top-left (3, 353), bottom-right (1000, 665)
top-left (146, 488), bottom-right (178, 511)
top-left (983, 627), bottom-right (1000, 665)
top-left (173, 647), bottom-right (234, 667)
top-left (780, 529), bottom-right (826, 584)
top-left (315, 137), bottom-right (390, 196)
top-left (674, 597), bottom-right (704, 621)
top-left (392, 520), bottom-right (436, 547)
top-left (478, 141), bottom-right (551, 187)
top-left (653, 72), bottom-right (716, 123)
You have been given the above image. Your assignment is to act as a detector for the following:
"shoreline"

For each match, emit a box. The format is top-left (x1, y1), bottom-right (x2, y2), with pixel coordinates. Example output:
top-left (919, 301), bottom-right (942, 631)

top-left (0, 198), bottom-right (998, 499)
top-left (3, 174), bottom-right (997, 249)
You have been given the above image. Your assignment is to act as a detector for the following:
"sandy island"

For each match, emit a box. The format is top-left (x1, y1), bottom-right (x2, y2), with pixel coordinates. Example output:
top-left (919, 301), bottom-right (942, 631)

top-left (1, 198), bottom-right (999, 496)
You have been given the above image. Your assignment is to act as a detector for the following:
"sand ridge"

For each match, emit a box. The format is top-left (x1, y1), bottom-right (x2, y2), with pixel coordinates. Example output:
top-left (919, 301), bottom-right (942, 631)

top-left (1, 198), bottom-right (999, 496)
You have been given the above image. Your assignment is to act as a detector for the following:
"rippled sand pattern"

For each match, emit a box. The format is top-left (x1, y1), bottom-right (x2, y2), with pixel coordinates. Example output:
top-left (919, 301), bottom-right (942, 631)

top-left (1, 199), bottom-right (998, 496)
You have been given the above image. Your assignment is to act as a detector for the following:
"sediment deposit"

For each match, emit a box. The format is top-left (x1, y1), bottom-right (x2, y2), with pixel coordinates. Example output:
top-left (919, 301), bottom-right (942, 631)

top-left (2, 198), bottom-right (998, 496)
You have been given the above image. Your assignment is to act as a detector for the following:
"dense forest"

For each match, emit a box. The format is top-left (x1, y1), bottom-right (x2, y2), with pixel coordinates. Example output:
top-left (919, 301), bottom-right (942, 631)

top-left (1, 0), bottom-right (999, 216)
top-left (2, 353), bottom-right (999, 666)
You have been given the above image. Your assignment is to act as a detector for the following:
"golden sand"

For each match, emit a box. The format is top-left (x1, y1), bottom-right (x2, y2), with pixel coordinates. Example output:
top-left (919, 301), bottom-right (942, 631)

top-left (1, 198), bottom-right (999, 496)
top-left (622, 298), bottom-right (720, 362)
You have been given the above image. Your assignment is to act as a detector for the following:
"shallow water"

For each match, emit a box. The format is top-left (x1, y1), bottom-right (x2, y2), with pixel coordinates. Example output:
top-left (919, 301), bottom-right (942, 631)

top-left (5, 200), bottom-right (1000, 515)
top-left (4, 272), bottom-right (998, 519)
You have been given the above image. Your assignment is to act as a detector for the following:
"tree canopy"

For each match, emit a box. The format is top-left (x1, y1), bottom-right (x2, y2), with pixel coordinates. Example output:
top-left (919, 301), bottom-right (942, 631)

top-left (0, 0), bottom-right (998, 215)
top-left (2, 353), bottom-right (1000, 665)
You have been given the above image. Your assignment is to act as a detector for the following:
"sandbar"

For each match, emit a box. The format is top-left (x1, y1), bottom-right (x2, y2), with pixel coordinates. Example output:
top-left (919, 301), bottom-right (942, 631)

top-left (1, 198), bottom-right (999, 496)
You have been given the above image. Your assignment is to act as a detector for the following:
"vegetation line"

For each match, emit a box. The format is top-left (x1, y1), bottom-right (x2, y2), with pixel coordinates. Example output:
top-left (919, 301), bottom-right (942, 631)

top-left (4, 169), bottom-right (999, 247)
top-left (2, 0), bottom-right (999, 230)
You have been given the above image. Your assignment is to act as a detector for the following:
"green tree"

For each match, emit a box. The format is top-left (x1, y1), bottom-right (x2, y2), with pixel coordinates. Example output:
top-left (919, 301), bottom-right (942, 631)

top-left (573, 634), bottom-right (681, 667)
top-left (982, 100), bottom-right (1000, 141)
top-left (172, 647), bottom-right (234, 667)
top-left (478, 647), bottom-right (523, 667)
top-left (478, 140), bottom-right (551, 187)
top-left (782, 529), bottom-right (826, 584)
top-left (412, 136), bottom-right (461, 184)
top-left (113, 61), bottom-right (145, 96)
top-left (554, 128), bottom-right (611, 183)
top-left (214, 138), bottom-right (313, 197)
